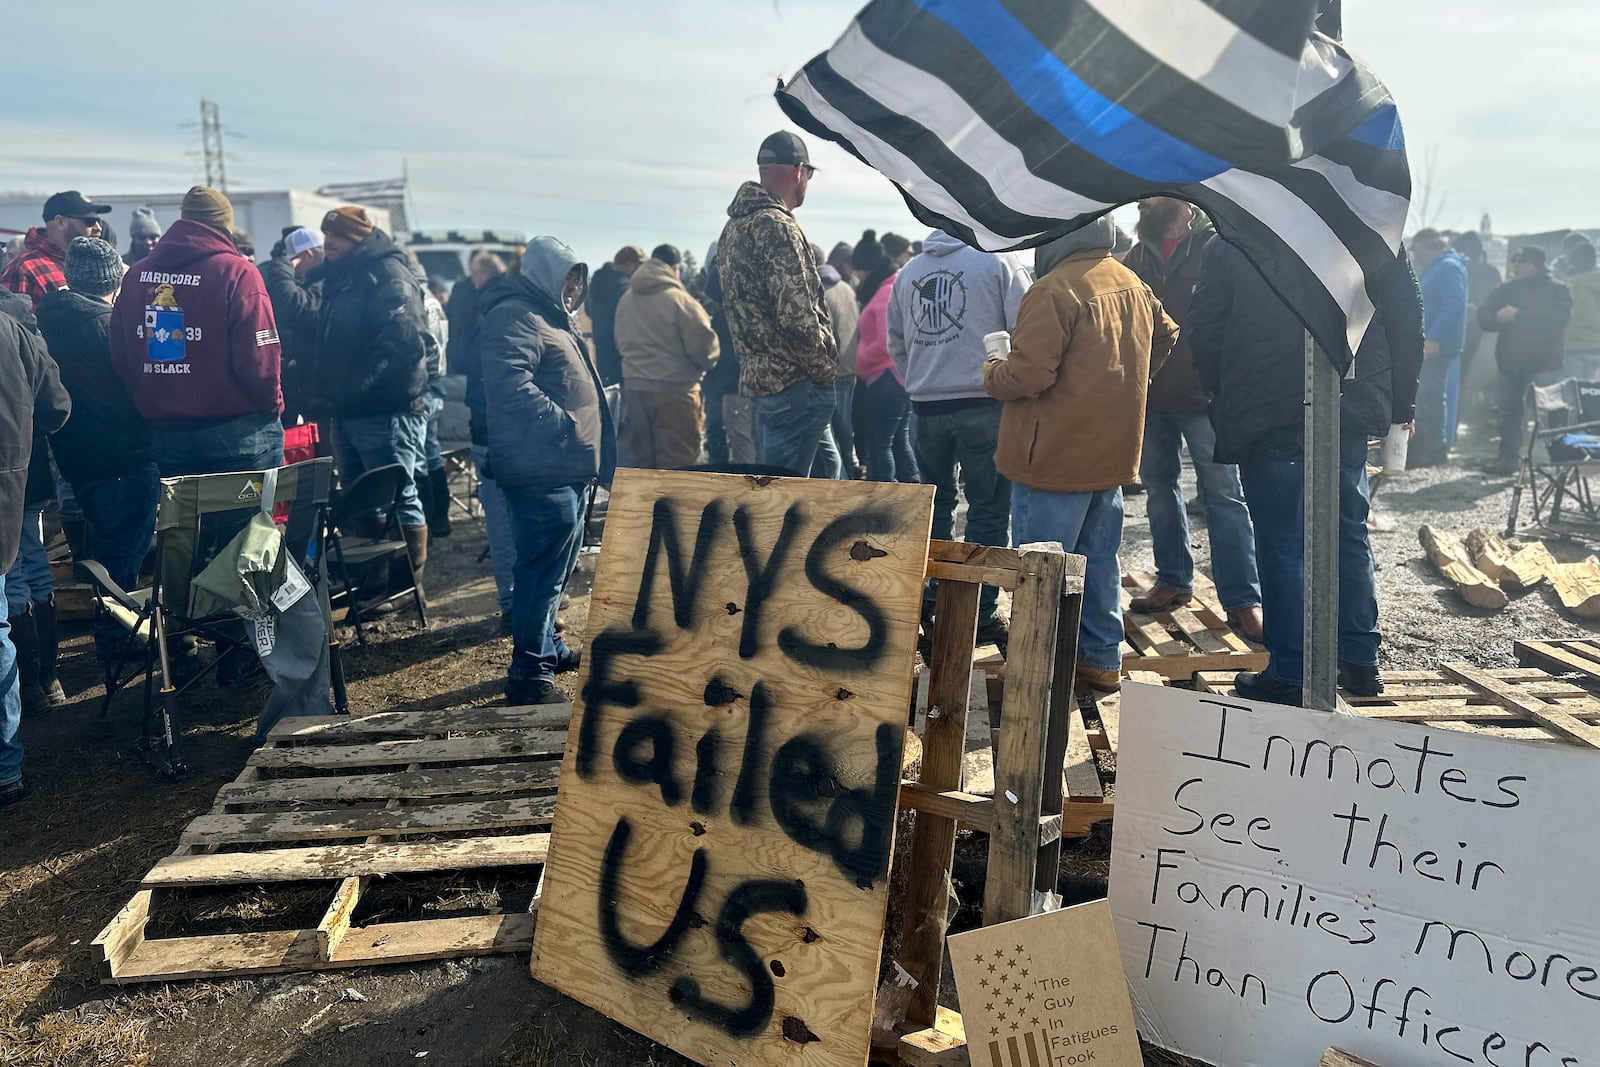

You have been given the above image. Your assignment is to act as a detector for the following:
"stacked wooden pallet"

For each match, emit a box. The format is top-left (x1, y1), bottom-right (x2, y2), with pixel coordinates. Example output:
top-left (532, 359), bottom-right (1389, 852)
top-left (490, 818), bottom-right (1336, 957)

top-left (92, 704), bottom-right (569, 984)
top-left (1120, 571), bottom-right (1268, 680)
top-left (1516, 637), bottom-right (1600, 684)
top-left (1196, 664), bottom-right (1600, 749)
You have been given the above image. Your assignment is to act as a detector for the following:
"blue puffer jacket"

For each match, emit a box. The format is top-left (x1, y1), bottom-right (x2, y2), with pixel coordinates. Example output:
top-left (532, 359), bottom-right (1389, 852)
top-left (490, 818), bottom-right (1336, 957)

top-left (476, 237), bottom-right (615, 489)
top-left (1419, 249), bottom-right (1469, 357)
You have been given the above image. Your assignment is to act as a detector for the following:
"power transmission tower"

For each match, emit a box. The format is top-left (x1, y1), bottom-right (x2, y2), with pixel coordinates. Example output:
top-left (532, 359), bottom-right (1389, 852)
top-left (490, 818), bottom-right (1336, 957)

top-left (200, 99), bottom-right (228, 192)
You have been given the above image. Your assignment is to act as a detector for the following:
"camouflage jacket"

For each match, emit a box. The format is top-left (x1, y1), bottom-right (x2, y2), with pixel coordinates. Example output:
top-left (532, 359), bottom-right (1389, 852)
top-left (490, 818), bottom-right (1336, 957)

top-left (716, 181), bottom-right (837, 397)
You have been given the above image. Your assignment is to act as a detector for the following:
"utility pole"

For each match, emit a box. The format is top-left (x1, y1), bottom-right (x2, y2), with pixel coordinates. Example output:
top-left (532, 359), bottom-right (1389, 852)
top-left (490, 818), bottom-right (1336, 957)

top-left (199, 99), bottom-right (228, 192)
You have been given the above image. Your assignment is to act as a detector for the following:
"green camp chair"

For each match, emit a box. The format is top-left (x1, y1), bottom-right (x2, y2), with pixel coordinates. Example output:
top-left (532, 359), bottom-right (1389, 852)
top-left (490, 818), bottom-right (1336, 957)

top-left (83, 458), bottom-right (344, 776)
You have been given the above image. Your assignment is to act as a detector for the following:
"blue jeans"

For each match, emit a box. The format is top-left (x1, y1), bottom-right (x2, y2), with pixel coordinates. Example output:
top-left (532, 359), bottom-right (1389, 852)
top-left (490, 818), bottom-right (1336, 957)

top-left (1011, 484), bottom-right (1125, 672)
top-left (0, 573), bottom-right (20, 786)
top-left (862, 373), bottom-right (918, 483)
top-left (76, 465), bottom-right (161, 662)
top-left (1139, 411), bottom-right (1260, 612)
top-left (5, 509), bottom-right (51, 613)
top-left (335, 412), bottom-right (428, 527)
top-left (755, 381), bottom-right (840, 478)
top-left (153, 414), bottom-right (284, 477)
top-left (1496, 369), bottom-right (1565, 463)
top-left (1237, 431), bottom-right (1379, 687)
top-left (504, 483), bottom-right (584, 684)
top-left (423, 392), bottom-right (445, 473)
top-left (832, 377), bottom-right (858, 472)
top-left (473, 444), bottom-right (516, 614)
top-left (1414, 353), bottom-right (1461, 452)
top-left (913, 402), bottom-right (1010, 621)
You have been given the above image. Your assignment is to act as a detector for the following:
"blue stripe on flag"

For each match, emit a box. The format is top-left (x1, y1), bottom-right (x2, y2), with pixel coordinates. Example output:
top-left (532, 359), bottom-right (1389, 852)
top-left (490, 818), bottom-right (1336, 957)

top-left (1348, 104), bottom-right (1404, 151)
top-left (911, 0), bottom-right (1233, 183)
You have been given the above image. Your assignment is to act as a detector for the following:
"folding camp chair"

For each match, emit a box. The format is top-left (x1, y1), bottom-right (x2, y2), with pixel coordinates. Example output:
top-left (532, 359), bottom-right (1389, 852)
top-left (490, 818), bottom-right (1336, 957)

top-left (440, 445), bottom-right (479, 521)
top-left (1507, 378), bottom-right (1600, 535)
top-left (327, 463), bottom-right (429, 646)
top-left (82, 458), bottom-right (344, 776)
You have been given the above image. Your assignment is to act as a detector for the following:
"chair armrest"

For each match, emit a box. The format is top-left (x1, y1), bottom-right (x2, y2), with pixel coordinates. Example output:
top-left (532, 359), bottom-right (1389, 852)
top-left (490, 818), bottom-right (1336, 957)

top-left (77, 559), bottom-right (147, 613)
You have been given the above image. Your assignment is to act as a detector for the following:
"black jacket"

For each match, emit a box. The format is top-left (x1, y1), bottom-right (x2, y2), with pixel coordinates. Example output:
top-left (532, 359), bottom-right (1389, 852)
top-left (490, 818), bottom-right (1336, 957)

top-left (260, 253), bottom-right (323, 420)
top-left (0, 293), bottom-right (70, 571)
top-left (1190, 237), bottom-right (1424, 462)
top-left (1124, 226), bottom-right (1212, 414)
top-left (584, 262), bottom-right (629, 387)
top-left (35, 288), bottom-right (153, 486)
top-left (313, 229), bottom-right (429, 418)
top-left (701, 260), bottom-right (742, 398)
top-left (1478, 273), bottom-right (1572, 377)
top-left (476, 268), bottom-right (615, 489)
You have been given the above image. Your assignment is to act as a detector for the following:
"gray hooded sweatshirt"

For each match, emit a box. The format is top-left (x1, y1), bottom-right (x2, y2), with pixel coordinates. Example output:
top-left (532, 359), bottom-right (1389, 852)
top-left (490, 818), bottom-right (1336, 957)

top-left (887, 230), bottom-right (1032, 405)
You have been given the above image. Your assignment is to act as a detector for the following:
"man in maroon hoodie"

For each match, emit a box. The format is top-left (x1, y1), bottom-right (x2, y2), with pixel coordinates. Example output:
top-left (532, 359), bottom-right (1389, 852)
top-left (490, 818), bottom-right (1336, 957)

top-left (110, 187), bottom-right (285, 475)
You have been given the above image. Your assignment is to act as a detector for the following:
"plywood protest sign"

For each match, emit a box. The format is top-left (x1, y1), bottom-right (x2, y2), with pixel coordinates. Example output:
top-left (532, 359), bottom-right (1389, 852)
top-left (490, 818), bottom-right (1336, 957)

top-left (950, 900), bottom-right (1142, 1067)
top-left (532, 470), bottom-right (933, 1066)
top-left (1108, 682), bottom-right (1600, 1067)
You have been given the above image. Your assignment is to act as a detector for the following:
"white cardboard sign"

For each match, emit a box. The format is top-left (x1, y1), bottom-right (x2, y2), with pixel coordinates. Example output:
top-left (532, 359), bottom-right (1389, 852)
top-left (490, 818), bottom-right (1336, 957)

top-left (1108, 683), bottom-right (1600, 1067)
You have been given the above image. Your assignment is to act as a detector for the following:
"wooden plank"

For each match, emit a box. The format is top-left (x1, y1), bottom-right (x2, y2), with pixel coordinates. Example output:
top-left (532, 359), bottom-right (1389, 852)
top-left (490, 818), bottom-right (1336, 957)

top-left (1440, 662), bottom-right (1600, 749)
top-left (266, 704), bottom-right (573, 741)
top-left (1060, 801), bottom-right (1114, 840)
top-left (962, 670), bottom-right (995, 795)
top-left (217, 760), bottom-right (561, 804)
top-left (1063, 707), bottom-right (1103, 801)
top-left (1516, 639), bottom-right (1600, 679)
top-left (1037, 554), bottom-right (1085, 896)
top-left (106, 913), bottom-right (534, 985)
top-left (899, 577), bottom-right (982, 1030)
top-left (925, 559), bottom-right (1017, 591)
top-left (530, 470), bottom-right (933, 1067)
top-left (246, 729), bottom-right (566, 770)
top-left (1125, 648), bottom-right (1270, 682)
top-left (1322, 1050), bottom-right (1383, 1067)
top-left (143, 833), bottom-right (550, 887)
top-left (1171, 606), bottom-right (1229, 654)
top-left (898, 782), bottom-right (995, 831)
top-left (899, 1006), bottom-right (968, 1067)
top-left (316, 876), bottom-right (363, 961)
top-left (179, 795), bottom-right (557, 845)
top-left (928, 540), bottom-right (1021, 573)
top-left (91, 889), bottom-right (152, 976)
top-left (986, 544), bottom-right (1067, 925)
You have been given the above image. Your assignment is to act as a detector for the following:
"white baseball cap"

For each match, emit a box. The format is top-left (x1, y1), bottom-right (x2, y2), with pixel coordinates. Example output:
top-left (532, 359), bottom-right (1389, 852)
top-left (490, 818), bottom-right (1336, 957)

top-left (285, 227), bottom-right (324, 257)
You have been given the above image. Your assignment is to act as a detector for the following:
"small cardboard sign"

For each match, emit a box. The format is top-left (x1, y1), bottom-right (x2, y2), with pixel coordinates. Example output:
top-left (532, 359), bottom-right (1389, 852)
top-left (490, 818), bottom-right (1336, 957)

top-left (950, 900), bottom-right (1142, 1067)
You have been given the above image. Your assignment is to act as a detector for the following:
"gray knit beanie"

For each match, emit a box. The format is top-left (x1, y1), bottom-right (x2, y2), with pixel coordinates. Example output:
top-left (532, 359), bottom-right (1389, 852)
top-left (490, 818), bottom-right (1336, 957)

top-left (129, 206), bottom-right (162, 240)
top-left (66, 236), bottom-right (126, 296)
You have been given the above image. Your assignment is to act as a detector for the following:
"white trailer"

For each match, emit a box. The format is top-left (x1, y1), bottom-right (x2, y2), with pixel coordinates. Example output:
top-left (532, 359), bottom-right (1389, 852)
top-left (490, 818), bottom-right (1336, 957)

top-left (0, 189), bottom-right (393, 263)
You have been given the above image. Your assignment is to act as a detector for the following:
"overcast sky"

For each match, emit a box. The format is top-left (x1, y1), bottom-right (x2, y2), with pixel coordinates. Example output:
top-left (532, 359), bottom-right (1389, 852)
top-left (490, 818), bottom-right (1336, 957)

top-left (6, 1), bottom-right (1596, 267)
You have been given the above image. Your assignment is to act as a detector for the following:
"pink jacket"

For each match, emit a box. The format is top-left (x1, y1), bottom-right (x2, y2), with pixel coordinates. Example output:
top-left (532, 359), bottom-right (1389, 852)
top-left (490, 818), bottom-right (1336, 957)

top-left (854, 270), bottom-right (902, 386)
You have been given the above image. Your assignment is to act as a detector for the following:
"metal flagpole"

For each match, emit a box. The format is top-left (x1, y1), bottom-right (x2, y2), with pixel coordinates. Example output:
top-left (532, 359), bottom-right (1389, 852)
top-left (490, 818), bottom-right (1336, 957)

top-left (1302, 332), bottom-right (1340, 711)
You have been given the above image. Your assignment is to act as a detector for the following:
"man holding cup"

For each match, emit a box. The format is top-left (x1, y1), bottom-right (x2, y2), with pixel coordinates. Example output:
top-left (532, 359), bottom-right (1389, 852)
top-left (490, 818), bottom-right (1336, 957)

top-left (984, 218), bottom-right (1178, 695)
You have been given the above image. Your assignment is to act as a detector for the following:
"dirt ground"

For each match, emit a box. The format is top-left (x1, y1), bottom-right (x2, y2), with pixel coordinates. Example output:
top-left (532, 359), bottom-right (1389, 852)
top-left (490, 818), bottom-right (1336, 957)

top-left (2, 423), bottom-right (1596, 1067)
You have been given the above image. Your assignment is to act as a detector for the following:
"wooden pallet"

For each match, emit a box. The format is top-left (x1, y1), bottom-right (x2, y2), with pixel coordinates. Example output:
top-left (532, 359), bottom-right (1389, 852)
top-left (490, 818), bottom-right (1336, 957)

top-left (1516, 638), bottom-right (1600, 685)
top-left (1195, 665), bottom-right (1600, 748)
top-left (1121, 571), bottom-right (1268, 680)
top-left (91, 704), bottom-right (570, 984)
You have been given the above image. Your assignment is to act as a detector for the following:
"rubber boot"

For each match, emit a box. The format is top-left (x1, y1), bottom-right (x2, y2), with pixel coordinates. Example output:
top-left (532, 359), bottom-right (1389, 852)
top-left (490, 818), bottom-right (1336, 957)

top-left (33, 596), bottom-right (66, 707)
top-left (11, 606), bottom-right (50, 716)
top-left (424, 469), bottom-right (453, 539)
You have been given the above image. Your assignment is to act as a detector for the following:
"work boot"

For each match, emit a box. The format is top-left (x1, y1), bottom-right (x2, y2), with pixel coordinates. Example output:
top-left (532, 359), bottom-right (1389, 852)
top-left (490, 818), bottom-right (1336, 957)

top-left (1234, 670), bottom-right (1301, 706)
top-left (1227, 606), bottom-right (1265, 643)
top-left (400, 524), bottom-right (429, 597)
top-left (1129, 584), bottom-right (1191, 614)
top-left (975, 614), bottom-right (1010, 657)
top-left (1338, 661), bottom-right (1383, 697)
top-left (425, 469), bottom-right (453, 539)
top-left (10, 606), bottom-right (50, 716)
top-left (33, 596), bottom-right (66, 708)
top-left (1074, 664), bottom-right (1122, 697)
top-left (505, 677), bottom-right (565, 705)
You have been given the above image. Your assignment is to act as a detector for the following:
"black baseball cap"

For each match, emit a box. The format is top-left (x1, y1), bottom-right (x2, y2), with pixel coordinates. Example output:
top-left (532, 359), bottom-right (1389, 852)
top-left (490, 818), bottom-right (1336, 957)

top-left (757, 131), bottom-right (814, 168)
top-left (43, 191), bottom-right (112, 222)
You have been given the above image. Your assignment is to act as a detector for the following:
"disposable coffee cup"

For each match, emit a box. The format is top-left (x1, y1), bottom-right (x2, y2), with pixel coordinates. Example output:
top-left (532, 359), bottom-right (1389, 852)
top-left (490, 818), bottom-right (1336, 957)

top-left (1381, 423), bottom-right (1409, 473)
top-left (983, 330), bottom-right (1012, 360)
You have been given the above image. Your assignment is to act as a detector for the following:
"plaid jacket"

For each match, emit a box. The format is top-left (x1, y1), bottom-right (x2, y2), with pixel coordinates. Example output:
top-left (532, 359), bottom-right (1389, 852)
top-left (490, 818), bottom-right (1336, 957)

top-left (0, 228), bottom-right (67, 309)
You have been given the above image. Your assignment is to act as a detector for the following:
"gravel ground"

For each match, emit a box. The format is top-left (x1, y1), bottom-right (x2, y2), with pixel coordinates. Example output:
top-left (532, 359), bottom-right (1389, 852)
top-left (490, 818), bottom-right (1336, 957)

top-left (2, 426), bottom-right (1594, 1067)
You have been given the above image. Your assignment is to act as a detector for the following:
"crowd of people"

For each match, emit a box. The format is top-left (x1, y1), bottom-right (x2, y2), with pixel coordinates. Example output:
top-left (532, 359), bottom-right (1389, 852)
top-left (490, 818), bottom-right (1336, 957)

top-left (12, 128), bottom-right (1582, 808)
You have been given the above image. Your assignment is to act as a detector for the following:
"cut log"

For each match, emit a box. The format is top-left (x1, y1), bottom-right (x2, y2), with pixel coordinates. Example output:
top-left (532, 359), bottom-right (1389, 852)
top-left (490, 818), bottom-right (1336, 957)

top-left (1549, 556), bottom-right (1600, 618)
top-left (1466, 529), bottom-right (1551, 588)
top-left (1418, 526), bottom-right (1508, 610)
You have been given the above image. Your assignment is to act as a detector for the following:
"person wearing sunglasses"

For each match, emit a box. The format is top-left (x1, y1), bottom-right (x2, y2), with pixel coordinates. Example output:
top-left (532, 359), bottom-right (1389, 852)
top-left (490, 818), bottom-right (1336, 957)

top-left (0, 190), bottom-right (112, 309)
